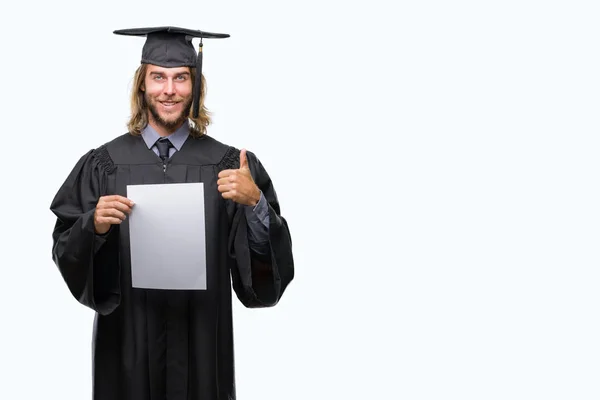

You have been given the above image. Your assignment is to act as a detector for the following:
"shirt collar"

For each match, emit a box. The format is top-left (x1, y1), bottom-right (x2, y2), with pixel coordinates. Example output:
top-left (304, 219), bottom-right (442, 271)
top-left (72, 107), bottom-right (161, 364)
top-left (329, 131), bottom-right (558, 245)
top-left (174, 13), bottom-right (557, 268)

top-left (141, 120), bottom-right (190, 151)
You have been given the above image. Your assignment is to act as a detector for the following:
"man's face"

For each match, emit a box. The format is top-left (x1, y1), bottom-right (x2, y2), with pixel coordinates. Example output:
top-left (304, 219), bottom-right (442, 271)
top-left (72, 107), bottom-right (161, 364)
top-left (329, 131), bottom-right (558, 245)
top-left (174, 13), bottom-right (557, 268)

top-left (143, 65), bottom-right (193, 131)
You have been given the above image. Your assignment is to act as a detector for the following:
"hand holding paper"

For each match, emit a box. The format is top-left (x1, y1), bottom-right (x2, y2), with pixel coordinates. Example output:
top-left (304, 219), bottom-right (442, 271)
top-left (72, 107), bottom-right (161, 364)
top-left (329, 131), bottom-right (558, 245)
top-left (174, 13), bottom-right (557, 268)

top-left (94, 195), bottom-right (135, 234)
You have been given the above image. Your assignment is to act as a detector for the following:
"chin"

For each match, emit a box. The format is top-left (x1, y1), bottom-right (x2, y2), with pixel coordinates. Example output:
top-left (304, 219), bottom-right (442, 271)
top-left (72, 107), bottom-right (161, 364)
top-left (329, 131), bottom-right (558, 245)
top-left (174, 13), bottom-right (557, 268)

top-left (160, 113), bottom-right (179, 122)
top-left (156, 107), bottom-right (181, 119)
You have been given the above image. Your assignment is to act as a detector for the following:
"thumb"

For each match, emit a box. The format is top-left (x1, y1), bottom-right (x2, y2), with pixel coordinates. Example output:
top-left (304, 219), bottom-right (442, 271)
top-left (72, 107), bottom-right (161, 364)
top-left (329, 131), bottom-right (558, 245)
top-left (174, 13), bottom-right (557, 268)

top-left (239, 148), bottom-right (249, 169)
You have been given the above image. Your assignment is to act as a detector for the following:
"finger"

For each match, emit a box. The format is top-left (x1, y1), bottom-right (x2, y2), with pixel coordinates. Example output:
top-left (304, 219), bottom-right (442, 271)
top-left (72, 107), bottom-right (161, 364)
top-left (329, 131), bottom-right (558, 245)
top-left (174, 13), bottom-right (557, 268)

top-left (102, 209), bottom-right (127, 221)
top-left (97, 217), bottom-right (123, 225)
top-left (218, 169), bottom-right (234, 179)
top-left (217, 184), bottom-right (235, 193)
top-left (221, 190), bottom-right (236, 200)
top-left (100, 195), bottom-right (120, 203)
top-left (99, 209), bottom-right (127, 221)
top-left (239, 149), bottom-right (248, 169)
top-left (101, 195), bottom-right (135, 207)
top-left (97, 201), bottom-right (130, 214)
top-left (115, 195), bottom-right (135, 207)
top-left (217, 175), bottom-right (237, 186)
top-left (109, 201), bottom-right (133, 214)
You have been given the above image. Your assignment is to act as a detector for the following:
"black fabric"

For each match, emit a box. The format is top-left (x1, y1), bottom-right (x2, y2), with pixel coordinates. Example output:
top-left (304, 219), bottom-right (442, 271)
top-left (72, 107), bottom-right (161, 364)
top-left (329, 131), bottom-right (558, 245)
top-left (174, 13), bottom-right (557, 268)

top-left (50, 132), bottom-right (294, 400)
top-left (155, 137), bottom-right (173, 161)
top-left (193, 45), bottom-right (203, 119)
top-left (112, 26), bottom-right (229, 68)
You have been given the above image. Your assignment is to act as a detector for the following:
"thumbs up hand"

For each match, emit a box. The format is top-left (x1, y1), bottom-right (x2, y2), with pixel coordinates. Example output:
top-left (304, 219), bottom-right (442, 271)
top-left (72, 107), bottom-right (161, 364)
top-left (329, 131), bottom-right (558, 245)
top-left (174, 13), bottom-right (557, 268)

top-left (217, 149), bottom-right (261, 206)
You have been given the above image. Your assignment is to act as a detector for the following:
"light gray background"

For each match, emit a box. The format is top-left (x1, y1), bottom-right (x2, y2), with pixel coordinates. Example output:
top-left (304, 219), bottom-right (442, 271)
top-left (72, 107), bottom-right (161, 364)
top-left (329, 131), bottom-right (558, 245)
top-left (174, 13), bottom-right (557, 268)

top-left (1, 1), bottom-right (599, 399)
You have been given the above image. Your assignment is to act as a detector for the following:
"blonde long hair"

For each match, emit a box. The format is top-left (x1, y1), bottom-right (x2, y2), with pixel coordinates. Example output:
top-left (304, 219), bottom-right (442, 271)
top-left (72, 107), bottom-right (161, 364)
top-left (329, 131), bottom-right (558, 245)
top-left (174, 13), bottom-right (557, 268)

top-left (127, 63), bottom-right (211, 138)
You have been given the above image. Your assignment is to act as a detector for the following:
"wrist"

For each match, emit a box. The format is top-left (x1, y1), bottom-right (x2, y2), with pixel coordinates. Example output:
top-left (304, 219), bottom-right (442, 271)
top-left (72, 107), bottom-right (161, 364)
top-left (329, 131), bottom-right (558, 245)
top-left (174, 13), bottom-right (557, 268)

top-left (252, 188), bottom-right (261, 207)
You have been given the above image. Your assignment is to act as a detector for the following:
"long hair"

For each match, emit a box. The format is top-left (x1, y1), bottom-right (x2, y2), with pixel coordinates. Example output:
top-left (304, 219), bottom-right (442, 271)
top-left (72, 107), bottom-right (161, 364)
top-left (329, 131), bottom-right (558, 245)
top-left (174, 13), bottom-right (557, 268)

top-left (127, 63), bottom-right (211, 138)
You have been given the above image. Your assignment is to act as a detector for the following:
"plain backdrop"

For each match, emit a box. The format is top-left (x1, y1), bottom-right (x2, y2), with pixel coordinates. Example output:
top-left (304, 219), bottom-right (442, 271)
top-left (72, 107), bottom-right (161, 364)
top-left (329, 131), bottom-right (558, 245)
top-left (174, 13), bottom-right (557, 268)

top-left (1, 1), bottom-right (599, 399)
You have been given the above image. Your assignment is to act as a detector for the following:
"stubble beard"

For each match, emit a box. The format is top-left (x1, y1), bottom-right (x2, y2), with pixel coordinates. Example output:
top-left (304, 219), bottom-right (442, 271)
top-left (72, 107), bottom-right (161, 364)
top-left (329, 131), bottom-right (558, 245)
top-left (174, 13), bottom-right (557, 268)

top-left (146, 94), bottom-right (193, 132)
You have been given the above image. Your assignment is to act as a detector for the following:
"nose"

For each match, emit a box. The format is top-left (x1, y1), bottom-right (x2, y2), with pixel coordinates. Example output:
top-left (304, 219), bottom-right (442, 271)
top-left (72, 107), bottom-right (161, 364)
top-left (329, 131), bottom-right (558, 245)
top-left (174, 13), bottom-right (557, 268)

top-left (164, 78), bottom-right (175, 95)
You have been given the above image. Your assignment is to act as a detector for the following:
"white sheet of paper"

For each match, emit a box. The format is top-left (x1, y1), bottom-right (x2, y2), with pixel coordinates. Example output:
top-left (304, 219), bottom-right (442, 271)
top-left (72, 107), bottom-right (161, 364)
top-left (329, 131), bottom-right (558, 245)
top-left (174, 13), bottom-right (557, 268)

top-left (126, 182), bottom-right (206, 290)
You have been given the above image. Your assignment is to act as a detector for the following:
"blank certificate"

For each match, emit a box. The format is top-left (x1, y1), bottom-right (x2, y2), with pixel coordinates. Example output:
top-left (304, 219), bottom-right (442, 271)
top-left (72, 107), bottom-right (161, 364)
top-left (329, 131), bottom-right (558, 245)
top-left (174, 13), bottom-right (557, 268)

top-left (126, 182), bottom-right (206, 290)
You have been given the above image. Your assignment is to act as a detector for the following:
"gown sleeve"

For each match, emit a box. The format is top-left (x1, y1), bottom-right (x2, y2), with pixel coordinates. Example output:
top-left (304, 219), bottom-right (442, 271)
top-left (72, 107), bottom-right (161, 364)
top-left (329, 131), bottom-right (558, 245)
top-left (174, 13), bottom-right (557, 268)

top-left (225, 149), bottom-right (295, 308)
top-left (49, 147), bottom-right (120, 315)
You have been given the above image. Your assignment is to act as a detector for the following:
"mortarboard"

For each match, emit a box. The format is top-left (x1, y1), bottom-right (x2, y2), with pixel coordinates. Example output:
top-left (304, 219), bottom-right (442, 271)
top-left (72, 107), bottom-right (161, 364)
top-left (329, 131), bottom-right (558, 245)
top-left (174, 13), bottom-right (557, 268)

top-left (113, 26), bottom-right (230, 119)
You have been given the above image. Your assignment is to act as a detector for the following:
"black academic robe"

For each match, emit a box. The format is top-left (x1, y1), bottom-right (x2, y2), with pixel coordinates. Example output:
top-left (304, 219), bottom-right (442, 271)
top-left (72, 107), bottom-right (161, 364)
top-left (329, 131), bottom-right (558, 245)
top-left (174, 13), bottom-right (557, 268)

top-left (50, 132), bottom-right (294, 400)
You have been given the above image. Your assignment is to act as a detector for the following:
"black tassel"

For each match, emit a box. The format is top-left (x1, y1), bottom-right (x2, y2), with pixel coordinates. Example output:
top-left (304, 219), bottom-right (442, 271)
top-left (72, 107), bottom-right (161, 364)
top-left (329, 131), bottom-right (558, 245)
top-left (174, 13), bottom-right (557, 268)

top-left (193, 41), bottom-right (203, 119)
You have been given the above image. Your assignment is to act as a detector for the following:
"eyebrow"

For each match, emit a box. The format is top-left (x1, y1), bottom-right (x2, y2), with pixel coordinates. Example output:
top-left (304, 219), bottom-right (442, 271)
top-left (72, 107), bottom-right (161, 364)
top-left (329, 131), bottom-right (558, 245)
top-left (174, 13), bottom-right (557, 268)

top-left (149, 71), bottom-right (190, 77)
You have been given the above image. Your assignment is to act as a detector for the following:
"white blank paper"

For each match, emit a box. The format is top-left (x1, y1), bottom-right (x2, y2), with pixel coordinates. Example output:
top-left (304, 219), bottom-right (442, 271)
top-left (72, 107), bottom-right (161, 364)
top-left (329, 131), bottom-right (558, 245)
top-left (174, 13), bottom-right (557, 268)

top-left (126, 182), bottom-right (206, 290)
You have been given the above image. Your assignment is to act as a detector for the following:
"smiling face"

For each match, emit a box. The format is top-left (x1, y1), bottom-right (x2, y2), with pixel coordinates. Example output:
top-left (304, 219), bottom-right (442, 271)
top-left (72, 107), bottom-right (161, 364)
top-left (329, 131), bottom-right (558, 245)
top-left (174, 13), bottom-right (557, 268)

top-left (142, 64), bottom-right (193, 135)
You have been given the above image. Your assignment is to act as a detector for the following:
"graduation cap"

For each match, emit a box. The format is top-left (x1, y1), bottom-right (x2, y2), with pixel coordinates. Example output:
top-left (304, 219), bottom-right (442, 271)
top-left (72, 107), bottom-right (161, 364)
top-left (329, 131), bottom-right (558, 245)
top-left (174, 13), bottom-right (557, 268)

top-left (113, 26), bottom-right (230, 118)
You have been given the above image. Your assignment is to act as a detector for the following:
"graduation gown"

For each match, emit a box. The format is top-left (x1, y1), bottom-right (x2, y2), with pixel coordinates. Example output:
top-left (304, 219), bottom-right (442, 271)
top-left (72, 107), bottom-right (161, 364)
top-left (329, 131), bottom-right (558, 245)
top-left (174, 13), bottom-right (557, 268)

top-left (49, 132), bottom-right (294, 400)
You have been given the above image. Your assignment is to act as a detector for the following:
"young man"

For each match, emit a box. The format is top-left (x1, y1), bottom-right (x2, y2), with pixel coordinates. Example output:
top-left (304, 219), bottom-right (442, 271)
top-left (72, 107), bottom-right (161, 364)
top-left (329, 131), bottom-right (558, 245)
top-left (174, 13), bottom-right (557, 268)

top-left (50, 26), bottom-right (294, 400)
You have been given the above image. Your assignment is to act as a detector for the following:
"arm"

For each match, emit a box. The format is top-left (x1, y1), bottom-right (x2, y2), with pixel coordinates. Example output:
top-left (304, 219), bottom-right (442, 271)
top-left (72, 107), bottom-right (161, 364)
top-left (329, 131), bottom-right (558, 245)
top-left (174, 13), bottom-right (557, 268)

top-left (50, 148), bottom-right (121, 315)
top-left (230, 150), bottom-right (294, 308)
top-left (245, 191), bottom-right (270, 256)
